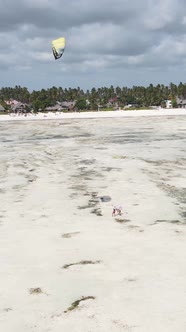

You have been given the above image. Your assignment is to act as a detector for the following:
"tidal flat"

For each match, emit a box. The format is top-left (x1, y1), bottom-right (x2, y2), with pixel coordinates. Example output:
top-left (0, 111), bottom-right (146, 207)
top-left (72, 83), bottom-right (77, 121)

top-left (0, 115), bottom-right (186, 332)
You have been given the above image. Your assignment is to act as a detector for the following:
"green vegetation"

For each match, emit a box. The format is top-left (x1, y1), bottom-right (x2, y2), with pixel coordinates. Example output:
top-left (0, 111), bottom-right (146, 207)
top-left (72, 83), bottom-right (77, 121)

top-left (0, 82), bottom-right (186, 111)
top-left (75, 97), bottom-right (87, 110)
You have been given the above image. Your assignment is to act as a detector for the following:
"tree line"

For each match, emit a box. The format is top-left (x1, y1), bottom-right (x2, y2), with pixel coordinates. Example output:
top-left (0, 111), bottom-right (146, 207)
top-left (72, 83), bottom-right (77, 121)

top-left (0, 82), bottom-right (186, 111)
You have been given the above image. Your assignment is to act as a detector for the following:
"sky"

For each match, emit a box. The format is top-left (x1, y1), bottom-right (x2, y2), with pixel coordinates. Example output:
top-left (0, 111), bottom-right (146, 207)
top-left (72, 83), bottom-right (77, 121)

top-left (0, 0), bottom-right (186, 91)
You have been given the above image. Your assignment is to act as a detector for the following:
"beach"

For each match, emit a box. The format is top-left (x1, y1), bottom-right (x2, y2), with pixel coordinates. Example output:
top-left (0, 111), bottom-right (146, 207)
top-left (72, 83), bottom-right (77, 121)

top-left (1, 108), bottom-right (186, 122)
top-left (0, 112), bottom-right (186, 331)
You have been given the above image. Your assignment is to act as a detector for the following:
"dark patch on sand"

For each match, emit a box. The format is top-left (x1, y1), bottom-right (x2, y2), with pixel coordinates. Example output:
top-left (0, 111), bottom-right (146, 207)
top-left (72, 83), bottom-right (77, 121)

top-left (40, 214), bottom-right (48, 218)
top-left (124, 278), bottom-right (137, 282)
top-left (78, 200), bottom-right (98, 210)
top-left (127, 225), bottom-right (144, 232)
top-left (181, 211), bottom-right (186, 219)
top-left (157, 183), bottom-right (186, 213)
top-left (152, 219), bottom-right (183, 225)
top-left (175, 230), bottom-right (182, 234)
top-left (70, 184), bottom-right (87, 191)
top-left (91, 208), bottom-right (102, 216)
top-left (78, 192), bottom-right (102, 216)
top-left (63, 260), bottom-right (101, 269)
top-left (29, 288), bottom-right (44, 295)
top-left (113, 155), bottom-right (128, 159)
top-left (72, 167), bottom-right (104, 179)
top-left (62, 232), bottom-right (80, 238)
top-left (3, 308), bottom-right (12, 312)
top-left (0, 189), bottom-right (6, 194)
top-left (101, 166), bottom-right (121, 172)
top-left (95, 147), bottom-right (108, 150)
top-left (79, 159), bottom-right (96, 165)
top-left (115, 218), bottom-right (131, 223)
top-left (64, 296), bottom-right (95, 313)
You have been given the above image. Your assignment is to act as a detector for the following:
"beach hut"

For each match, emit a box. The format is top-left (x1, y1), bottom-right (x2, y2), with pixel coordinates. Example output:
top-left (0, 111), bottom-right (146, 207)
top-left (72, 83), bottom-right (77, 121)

top-left (11, 102), bottom-right (28, 114)
top-left (176, 97), bottom-right (186, 108)
top-left (61, 101), bottom-right (76, 111)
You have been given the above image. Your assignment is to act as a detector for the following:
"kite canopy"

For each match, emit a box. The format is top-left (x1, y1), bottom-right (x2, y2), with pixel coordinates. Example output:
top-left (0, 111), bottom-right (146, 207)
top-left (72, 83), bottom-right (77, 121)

top-left (52, 37), bottom-right (66, 60)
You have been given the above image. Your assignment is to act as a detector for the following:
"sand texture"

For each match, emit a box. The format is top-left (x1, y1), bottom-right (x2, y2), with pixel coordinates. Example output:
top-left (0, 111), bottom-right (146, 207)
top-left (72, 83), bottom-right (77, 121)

top-left (0, 115), bottom-right (186, 331)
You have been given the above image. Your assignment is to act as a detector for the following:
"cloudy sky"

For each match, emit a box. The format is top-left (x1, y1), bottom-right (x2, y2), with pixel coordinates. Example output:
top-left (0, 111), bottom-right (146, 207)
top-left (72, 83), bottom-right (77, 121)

top-left (0, 0), bottom-right (186, 91)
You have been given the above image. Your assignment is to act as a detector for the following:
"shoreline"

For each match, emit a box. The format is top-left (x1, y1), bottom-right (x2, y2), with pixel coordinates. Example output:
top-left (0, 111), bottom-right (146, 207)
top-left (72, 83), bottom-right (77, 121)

top-left (0, 108), bottom-right (186, 122)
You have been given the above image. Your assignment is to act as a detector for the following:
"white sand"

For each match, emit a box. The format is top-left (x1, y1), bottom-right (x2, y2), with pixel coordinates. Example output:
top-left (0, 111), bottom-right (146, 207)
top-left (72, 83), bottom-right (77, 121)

top-left (0, 114), bottom-right (186, 331)
top-left (0, 108), bottom-right (186, 122)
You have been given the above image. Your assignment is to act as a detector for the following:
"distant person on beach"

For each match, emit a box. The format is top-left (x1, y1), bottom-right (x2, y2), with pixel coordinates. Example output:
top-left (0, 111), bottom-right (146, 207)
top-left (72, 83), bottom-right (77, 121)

top-left (112, 207), bottom-right (116, 217)
top-left (112, 206), bottom-right (122, 217)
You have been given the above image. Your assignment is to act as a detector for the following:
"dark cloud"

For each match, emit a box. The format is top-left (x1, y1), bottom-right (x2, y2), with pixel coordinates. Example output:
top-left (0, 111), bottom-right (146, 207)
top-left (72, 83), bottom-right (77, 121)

top-left (0, 0), bottom-right (186, 90)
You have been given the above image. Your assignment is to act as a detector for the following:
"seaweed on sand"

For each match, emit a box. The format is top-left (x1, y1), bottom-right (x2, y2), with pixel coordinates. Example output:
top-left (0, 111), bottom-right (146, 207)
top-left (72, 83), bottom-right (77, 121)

top-left (64, 296), bottom-right (95, 313)
top-left (152, 219), bottom-right (183, 225)
top-left (181, 211), bottom-right (186, 219)
top-left (157, 183), bottom-right (186, 205)
top-left (115, 218), bottom-right (131, 223)
top-left (78, 197), bottom-right (99, 210)
top-left (3, 308), bottom-right (12, 312)
top-left (63, 260), bottom-right (101, 269)
top-left (78, 191), bottom-right (101, 214)
top-left (61, 232), bottom-right (80, 238)
top-left (29, 287), bottom-right (43, 295)
top-left (113, 155), bottom-right (127, 159)
top-left (79, 159), bottom-right (96, 165)
top-left (91, 208), bottom-right (102, 216)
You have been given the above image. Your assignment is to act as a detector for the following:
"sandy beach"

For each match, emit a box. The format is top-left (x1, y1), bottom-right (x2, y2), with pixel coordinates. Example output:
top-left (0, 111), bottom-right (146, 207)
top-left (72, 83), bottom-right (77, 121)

top-left (0, 107), bottom-right (186, 121)
top-left (0, 112), bottom-right (186, 331)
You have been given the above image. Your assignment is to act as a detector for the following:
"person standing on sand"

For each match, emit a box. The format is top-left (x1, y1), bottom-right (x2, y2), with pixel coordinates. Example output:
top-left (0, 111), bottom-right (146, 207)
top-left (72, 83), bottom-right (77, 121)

top-left (112, 207), bottom-right (116, 217)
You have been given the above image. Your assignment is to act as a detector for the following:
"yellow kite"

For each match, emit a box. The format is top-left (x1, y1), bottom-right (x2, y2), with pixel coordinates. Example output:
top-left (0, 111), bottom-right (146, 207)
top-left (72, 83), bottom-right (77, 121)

top-left (52, 37), bottom-right (66, 60)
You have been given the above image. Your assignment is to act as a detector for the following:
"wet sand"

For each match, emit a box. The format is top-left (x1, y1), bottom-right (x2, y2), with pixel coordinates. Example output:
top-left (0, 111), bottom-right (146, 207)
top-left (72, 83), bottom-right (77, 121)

top-left (0, 116), bottom-right (186, 331)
